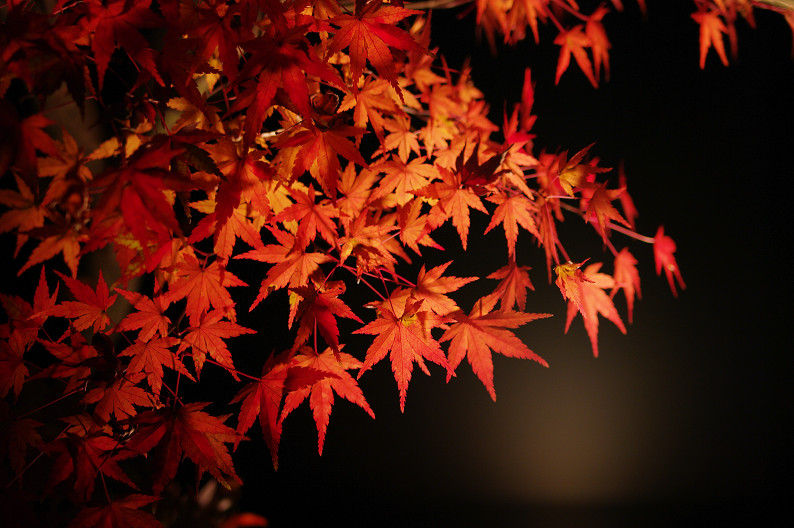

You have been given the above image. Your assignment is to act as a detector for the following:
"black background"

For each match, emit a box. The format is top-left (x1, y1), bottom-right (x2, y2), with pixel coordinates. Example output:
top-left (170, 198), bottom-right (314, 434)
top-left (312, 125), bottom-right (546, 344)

top-left (235, 3), bottom-right (794, 527)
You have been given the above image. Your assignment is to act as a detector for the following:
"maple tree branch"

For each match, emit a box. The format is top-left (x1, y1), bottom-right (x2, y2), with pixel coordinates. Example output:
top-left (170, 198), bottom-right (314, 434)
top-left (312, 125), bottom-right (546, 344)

top-left (203, 358), bottom-right (260, 382)
top-left (753, 0), bottom-right (794, 12)
top-left (338, 0), bottom-right (473, 11)
top-left (558, 201), bottom-right (656, 244)
top-left (605, 222), bottom-right (655, 244)
top-left (550, 0), bottom-right (588, 22)
top-left (16, 387), bottom-right (81, 420)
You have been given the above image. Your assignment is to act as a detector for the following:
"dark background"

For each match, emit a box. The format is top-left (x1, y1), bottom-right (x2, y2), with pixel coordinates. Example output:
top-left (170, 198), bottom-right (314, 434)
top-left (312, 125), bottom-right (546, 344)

top-left (235, 3), bottom-right (794, 527)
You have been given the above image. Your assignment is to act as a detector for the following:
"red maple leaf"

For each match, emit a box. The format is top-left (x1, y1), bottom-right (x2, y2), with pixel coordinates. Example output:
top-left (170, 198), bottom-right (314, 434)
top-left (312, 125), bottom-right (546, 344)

top-left (1, 413), bottom-right (42, 477)
top-left (39, 333), bottom-right (98, 392)
top-left (278, 121), bottom-right (366, 200)
top-left (233, 21), bottom-right (343, 146)
top-left (290, 283), bottom-right (362, 357)
top-left (653, 226), bottom-right (685, 297)
top-left (67, 494), bottom-right (160, 528)
top-left (90, 141), bottom-right (185, 259)
top-left (40, 270), bottom-right (117, 334)
top-left (554, 25), bottom-right (597, 87)
top-left (354, 297), bottom-right (450, 412)
top-left (83, 371), bottom-right (153, 423)
top-left (441, 295), bottom-right (550, 400)
top-left (48, 415), bottom-right (137, 502)
top-left (126, 403), bottom-right (242, 493)
top-left (120, 336), bottom-right (190, 397)
top-left (281, 346), bottom-right (374, 455)
top-left (188, 200), bottom-right (266, 261)
top-left (115, 289), bottom-right (171, 342)
top-left (231, 352), bottom-right (328, 469)
top-left (617, 162), bottom-right (639, 229)
top-left (87, 0), bottom-right (164, 92)
top-left (562, 262), bottom-right (627, 358)
top-left (327, 0), bottom-right (423, 100)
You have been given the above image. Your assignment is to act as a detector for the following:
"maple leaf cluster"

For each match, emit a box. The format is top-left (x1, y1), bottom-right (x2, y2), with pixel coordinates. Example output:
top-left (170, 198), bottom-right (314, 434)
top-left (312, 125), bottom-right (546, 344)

top-left (3, 0), bottom-right (786, 524)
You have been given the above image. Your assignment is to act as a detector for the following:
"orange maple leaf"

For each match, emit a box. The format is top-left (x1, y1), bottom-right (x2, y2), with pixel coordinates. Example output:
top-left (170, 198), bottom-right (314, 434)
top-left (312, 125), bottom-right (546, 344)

top-left (653, 225), bottom-right (686, 297)
top-left (583, 182), bottom-right (631, 242)
top-left (397, 198), bottom-right (443, 255)
top-left (409, 261), bottom-right (478, 316)
top-left (0, 174), bottom-right (45, 239)
top-left (339, 76), bottom-right (400, 142)
top-left (484, 193), bottom-right (539, 258)
top-left (337, 164), bottom-right (377, 221)
top-left (354, 297), bottom-right (450, 412)
top-left (279, 121), bottom-right (366, 201)
top-left (336, 211), bottom-right (398, 277)
top-left (611, 248), bottom-right (641, 323)
top-left (178, 309), bottom-right (256, 377)
top-left (554, 259), bottom-right (594, 317)
top-left (17, 229), bottom-right (85, 278)
top-left (188, 200), bottom-right (266, 261)
top-left (164, 254), bottom-right (247, 325)
top-left (370, 156), bottom-right (438, 206)
top-left (692, 7), bottom-right (729, 68)
top-left (415, 166), bottom-right (488, 251)
top-left (0, 331), bottom-right (28, 399)
top-left (290, 283), bottom-right (363, 357)
top-left (236, 227), bottom-right (333, 310)
top-left (441, 295), bottom-right (550, 401)
top-left (281, 346), bottom-right (375, 455)
top-left (562, 262), bottom-right (627, 357)
top-left (120, 337), bottom-right (191, 397)
top-left (554, 25), bottom-right (597, 87)
top-left (586, 6), bottom-right (611, 81)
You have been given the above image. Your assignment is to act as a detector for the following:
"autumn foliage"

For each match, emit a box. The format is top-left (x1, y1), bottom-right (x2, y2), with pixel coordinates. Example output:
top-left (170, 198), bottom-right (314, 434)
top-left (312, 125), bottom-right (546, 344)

top-left (0, 0), bottom-right (787, 525)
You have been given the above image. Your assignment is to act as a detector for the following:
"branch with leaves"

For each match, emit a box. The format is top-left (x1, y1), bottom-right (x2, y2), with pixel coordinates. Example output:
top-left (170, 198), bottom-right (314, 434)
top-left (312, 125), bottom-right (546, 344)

top-left (0, 0), bottom-right (786, 525)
